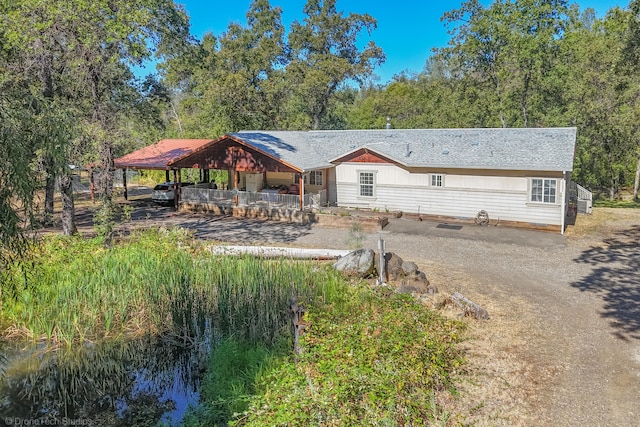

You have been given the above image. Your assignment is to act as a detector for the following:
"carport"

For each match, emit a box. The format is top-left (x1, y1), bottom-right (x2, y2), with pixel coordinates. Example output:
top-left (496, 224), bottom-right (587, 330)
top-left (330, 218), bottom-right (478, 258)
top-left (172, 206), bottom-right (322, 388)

top-left (114, 136), bottom-right (305, 209)
top-left (114, 139), bottom-right (217, 207)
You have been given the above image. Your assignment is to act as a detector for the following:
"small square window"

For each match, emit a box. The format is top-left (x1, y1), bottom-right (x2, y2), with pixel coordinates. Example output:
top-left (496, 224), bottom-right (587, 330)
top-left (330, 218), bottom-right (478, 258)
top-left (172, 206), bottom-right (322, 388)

top-left (431, 174), bottom-right (444, 187)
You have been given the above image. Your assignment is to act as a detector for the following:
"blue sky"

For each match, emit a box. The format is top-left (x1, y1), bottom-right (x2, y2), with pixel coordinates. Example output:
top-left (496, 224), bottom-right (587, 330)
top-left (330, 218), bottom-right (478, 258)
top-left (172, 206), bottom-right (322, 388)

top-left (172, 0), bottom-right (626, 84)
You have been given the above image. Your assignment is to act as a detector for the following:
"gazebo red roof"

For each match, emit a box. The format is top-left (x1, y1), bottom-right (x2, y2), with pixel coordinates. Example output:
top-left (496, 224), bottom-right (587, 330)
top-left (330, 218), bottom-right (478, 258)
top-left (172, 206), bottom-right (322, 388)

top-left (114, 139), bottom-right (216, 170)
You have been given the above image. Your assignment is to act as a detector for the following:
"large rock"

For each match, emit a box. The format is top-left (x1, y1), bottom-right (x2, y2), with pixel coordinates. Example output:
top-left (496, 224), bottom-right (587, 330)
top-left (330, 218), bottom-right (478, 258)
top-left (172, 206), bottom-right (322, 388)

top-left (374, 252), bottom-right (405, 281)
top-left (333, 249), bottom-right (376, 277)
top-left (402, 261), bottom-right (419, 275)
top-left (397, 276), bottom-right (436, 295)
top-left (386, 252), bottom-right (404, 279)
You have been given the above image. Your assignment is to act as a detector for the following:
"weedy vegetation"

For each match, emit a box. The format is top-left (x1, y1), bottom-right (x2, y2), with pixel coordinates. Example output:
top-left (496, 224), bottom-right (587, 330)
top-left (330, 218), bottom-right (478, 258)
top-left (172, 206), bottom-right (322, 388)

top-left (346, 219), bottom-right (365, 249)
top-left (0, 228), bottom-right (466, 425)
top-left (183, 279), bottom-right (465, 426)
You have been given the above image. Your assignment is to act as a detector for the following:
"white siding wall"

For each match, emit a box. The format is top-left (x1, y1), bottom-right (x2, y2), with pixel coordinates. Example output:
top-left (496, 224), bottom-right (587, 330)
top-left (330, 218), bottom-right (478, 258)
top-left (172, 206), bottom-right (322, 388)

top-left (327, 168), bottom-right (337, 205)
top-left (335, 163), bottom-right (564, 226)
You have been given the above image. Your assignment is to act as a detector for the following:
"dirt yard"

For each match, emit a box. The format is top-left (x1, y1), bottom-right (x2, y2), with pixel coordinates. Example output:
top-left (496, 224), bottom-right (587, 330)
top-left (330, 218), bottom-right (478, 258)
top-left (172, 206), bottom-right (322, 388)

top-left (41, 194), bottom-right (640, 426)
top-left (377, 208), bottom-right (640, 426)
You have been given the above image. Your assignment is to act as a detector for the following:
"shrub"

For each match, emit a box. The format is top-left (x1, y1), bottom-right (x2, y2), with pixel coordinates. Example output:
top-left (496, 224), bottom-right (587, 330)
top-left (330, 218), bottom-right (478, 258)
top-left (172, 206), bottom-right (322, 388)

top-left (225, 285), bottom-right (465, 426)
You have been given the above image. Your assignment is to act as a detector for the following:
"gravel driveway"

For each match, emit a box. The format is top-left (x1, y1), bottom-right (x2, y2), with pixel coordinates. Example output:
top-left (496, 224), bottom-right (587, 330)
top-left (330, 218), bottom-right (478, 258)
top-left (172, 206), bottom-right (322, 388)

top-left (74, 200), bottom-right (640, 425)
top-left (264, 214), bottom-right (638, 426)
top-left (379, 217), bottom-right (640, 426)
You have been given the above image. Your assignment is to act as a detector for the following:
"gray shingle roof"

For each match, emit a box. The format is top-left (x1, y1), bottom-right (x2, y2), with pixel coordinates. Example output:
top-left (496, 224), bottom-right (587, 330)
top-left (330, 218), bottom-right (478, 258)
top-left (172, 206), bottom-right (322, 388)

top-left (230, 127), bottom-right (577, 172)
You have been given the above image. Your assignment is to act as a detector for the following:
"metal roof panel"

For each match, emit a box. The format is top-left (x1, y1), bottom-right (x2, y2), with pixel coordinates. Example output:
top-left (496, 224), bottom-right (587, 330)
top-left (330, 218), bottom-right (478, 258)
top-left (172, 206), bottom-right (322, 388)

top-left (114, 139), bottom-right (215, 170)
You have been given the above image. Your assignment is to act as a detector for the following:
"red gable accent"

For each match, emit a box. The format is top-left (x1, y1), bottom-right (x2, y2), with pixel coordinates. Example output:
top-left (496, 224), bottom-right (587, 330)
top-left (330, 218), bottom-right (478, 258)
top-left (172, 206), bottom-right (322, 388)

top-left (337, 149), bottom-right (393, 164)
top-left (171, 137), bottom-right (300, 173)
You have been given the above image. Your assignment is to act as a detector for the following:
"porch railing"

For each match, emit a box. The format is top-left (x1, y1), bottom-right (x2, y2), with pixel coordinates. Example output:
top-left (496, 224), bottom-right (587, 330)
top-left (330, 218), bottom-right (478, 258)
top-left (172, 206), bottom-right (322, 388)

top-left (181, 187), bottom-right (325, 211)
top-left (569, 182), bottom-right (593, 214)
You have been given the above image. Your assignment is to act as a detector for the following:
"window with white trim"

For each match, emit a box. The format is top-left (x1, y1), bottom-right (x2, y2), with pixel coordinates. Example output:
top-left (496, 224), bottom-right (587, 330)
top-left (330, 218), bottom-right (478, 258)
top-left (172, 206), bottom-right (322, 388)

top-left (530, 178), bottom-right (557, 204)
top-left (304, 170), bottom-right (323, 186)
top-left (431, 174), bottom-right (444, 187)
top-left (358, 171), bottom-right (375, 197)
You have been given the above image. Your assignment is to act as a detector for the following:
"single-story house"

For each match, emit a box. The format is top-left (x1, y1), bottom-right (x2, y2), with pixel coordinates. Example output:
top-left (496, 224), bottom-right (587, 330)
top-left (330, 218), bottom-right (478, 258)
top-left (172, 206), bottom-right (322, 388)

top-left (115, 127), bottom-right (579, 233)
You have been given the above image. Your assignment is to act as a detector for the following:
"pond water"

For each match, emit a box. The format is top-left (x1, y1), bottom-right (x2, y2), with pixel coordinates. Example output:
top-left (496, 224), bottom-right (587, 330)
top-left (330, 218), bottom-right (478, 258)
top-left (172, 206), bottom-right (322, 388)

top-left (0, 333), bottom-right (212, 425)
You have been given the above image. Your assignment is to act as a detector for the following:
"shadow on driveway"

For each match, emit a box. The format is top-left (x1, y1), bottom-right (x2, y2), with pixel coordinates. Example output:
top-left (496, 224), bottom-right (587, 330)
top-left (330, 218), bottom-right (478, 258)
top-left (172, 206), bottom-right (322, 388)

top-left (571, 225), bottom-right (640, 342)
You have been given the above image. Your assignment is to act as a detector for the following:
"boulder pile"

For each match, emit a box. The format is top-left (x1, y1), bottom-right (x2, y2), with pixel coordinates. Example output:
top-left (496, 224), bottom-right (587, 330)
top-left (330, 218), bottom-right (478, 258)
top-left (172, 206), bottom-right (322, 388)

top-left (333, 249), bottom-right (437, 296)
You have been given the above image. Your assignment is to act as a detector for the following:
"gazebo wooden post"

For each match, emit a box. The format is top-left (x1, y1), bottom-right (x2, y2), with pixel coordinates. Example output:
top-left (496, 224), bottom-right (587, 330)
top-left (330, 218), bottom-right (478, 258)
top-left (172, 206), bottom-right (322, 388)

top-left (165, 169), bottom-right (170, 182)
top-left (122, 169), bottom-right (128, 201)
top-left (172, 169), bottom-right (178, 209)
top-left (176, 169), bottom-right (182, 209)
top-left (299, 174), bottom-right (304, 211)
top-left (234, 170), bottom-right (239, 206)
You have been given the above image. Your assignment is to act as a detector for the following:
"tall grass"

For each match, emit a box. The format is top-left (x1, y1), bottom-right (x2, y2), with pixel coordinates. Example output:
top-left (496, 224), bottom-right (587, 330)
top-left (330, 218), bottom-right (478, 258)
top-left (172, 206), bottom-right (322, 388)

top-left (0, 228), bottom-right (345, 346)
top-left (181, 337), bottom-right (288, 426)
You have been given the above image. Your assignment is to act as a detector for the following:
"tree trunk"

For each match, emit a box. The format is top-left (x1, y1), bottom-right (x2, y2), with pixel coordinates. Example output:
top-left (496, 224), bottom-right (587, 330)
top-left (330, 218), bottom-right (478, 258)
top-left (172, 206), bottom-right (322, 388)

top-left (312, 113), bottom-right (321, 130)
top-left (44, 171), bottom-right (55, 227)
top-left (170, 99), bottom-right (183, 136)
top-left (634, 146), bottom-right (640, 201)
top-left (493, 70), bottom-right (507, 128)
top-left (521, 70), bottom-right (531, 127)
top-left (608, 151), bottom-right (617, 200)
top-left (59, 173), bottom-right (76, 235)
top-left (99, 140), bottom-right (114, 202)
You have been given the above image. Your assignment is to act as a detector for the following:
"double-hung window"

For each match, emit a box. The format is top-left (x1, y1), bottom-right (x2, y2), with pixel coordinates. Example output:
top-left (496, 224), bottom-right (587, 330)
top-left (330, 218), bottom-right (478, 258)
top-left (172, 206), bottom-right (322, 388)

top-left (530, 178), bottom-right (557, 204)
top-left (431, 174), bottom-right (444, 187)
top-left (304, 170), bottom-right (323, 186)
top-left (358, 171), bottom-right (375, 197)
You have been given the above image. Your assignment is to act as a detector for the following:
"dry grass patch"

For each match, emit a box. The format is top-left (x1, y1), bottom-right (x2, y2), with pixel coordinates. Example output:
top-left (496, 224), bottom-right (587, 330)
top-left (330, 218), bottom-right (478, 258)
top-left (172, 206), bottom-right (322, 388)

top-left (415, 261), bottom-right (558, 425)
top-left (565, 207), bottom-right (640, 240)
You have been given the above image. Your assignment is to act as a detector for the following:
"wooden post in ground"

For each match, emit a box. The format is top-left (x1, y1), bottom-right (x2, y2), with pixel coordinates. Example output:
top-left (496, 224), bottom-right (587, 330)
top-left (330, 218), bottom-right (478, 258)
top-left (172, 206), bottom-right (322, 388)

top-left (289, 298), bottom-right (307, 356)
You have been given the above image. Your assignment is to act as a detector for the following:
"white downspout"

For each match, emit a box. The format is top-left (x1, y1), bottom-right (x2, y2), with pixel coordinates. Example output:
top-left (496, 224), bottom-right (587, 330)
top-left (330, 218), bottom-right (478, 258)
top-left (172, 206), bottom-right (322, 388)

top-left (560, 175), bottom-right (566, 235)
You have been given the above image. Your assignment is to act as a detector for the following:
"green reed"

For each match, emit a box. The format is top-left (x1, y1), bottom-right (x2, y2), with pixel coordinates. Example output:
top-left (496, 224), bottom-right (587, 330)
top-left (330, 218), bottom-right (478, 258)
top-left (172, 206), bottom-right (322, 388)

top-left (0, 228), bottom-right (345, 347)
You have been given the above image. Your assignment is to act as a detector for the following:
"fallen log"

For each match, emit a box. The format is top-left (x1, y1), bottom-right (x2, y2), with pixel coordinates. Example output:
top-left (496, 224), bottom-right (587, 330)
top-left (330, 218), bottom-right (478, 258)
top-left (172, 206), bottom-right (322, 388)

top-left (450, 292), bottom-right (489, 320)
top-left (209, 245), bottom-right (351, 260)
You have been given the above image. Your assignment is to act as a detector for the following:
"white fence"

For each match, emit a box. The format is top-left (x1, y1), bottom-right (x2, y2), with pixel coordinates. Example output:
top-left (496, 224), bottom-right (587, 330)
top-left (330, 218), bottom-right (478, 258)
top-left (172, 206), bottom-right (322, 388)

top-left (182, 187), bottom-right (326, 211)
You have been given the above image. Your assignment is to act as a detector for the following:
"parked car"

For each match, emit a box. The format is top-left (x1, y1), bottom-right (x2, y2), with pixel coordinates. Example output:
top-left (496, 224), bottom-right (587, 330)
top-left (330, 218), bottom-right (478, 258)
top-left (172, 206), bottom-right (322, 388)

top-left (152, 182), bottom-right (193, 204)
